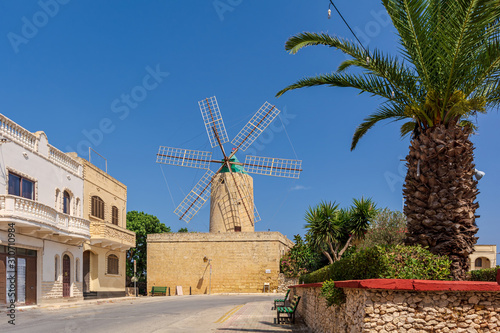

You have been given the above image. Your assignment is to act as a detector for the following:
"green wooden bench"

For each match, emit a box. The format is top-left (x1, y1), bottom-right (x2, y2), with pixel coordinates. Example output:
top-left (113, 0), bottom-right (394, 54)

top-left (150, 286), bottom-right (167, 296)
top-left (273, 289), bottom-right (290, 309)
top-left (277, 295), bottom-right (301, 324)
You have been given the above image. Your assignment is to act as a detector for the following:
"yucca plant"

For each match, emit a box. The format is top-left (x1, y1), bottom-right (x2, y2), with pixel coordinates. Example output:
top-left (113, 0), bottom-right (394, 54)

top-left (278, 0), bottom-right (500, 279)
top-left (305, 198), bottom-right (378, 263)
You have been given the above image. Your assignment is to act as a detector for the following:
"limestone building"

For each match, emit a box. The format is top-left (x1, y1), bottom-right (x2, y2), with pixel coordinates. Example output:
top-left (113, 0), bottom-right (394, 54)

top-left (148, 232), bottom-right (293, 294)
top-left (0, 114), bottom-right (89, 305)
top-left (72, 156), bottom-right (135, 299)
top-left (469, 244), bottom-right (497, 271)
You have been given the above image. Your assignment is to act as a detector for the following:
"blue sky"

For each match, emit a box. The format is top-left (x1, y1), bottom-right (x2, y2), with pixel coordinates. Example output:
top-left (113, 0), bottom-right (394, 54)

top-left (1, 1), bottom-right (498, 261)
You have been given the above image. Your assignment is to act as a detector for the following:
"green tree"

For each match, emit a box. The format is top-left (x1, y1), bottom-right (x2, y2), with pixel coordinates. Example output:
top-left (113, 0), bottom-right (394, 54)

top-left (178, 227), bottom-right (188, 233)
top-left (305, 198), bottom-right (378, 263)
top-left (358, 208), bottom-right (407, 249)
top-left (280, 234), bottom-right (324, 277)
top-left (126, 211), bottom-right (171, 293)
top-left (277, 0), bottom-right (500, 280)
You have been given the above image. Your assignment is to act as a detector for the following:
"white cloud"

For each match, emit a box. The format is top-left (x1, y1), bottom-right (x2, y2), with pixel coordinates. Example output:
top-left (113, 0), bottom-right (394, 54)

top-left (290, 185), bottom-right (311, 191)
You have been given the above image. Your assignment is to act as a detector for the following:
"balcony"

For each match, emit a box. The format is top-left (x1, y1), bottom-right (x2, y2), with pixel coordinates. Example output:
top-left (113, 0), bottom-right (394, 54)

top-left (89, 221), bottom-right (135, 251)
top-left (0, 195), bottom-right (90, 245)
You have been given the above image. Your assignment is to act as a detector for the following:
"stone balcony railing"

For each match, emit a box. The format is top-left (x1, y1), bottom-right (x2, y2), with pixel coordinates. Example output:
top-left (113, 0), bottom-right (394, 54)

top-left (0, 113), bottom-right (82, 177)
top-left (0, 195), bottom-right (90, 240)
top-left (90, 220), bottom-right (135, 249)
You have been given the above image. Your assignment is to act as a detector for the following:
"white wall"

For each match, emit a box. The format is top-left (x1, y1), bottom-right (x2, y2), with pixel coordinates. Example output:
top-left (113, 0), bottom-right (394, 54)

top-left (0, 132), bottom-right (84, 217)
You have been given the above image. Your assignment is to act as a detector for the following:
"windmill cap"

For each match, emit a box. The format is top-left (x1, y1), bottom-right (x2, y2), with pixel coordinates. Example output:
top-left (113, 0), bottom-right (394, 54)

top-left (220, 156), bottom-right (248, 174)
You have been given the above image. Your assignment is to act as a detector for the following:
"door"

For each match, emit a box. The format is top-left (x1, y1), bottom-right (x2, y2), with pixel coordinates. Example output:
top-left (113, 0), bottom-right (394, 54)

top-left (0, 254), bottom-right (5, 305)
top-left (63, 255), bottom-right (70, 297)
top-left (25, 256), bottom-right (37, 305)
top-left (83, 251), bottom-right (90, 293)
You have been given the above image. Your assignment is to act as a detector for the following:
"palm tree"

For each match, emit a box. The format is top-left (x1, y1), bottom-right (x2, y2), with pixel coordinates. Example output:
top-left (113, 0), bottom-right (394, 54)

top-left (305, 198), bottom-right (378, 263)
top-left (277, 0), bottom-right (500, 280)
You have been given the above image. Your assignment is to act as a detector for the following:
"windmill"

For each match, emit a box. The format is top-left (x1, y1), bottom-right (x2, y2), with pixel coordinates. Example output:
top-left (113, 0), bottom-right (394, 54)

top-left (156, 96), bottom-right (302, 233)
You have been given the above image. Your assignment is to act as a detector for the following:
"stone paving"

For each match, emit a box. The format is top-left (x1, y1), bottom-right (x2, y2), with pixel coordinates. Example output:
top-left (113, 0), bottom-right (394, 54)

top-left (216, 300), bottom-right (311, 332)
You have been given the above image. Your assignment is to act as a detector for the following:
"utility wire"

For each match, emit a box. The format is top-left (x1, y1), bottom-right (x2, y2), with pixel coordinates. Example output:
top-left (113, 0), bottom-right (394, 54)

top-left (328, 0), bottom-right (369, 55)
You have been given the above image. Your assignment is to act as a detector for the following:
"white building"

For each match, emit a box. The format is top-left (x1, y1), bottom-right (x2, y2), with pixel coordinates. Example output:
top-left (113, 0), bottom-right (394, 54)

top-left (0, 114), bottom-right (90, 305)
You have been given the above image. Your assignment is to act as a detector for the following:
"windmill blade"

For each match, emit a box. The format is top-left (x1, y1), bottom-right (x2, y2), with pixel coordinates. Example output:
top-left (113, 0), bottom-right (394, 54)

top-left (243, 155), bottom-right (302, 179)
top-left (199, 96), bottom-right (229, 148)
top-left (174, 169), bottom-right (216, 222)
top-left (231, 102), bottom-right (280, 152)
top-left (156, 146), bottom-right (213, 170)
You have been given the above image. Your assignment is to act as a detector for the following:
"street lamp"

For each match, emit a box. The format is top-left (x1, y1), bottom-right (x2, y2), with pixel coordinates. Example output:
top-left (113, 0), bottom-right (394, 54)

top-left (474, 169), bottom-right (485, 181)
top-left (203, 256), bottom-right (212, 295)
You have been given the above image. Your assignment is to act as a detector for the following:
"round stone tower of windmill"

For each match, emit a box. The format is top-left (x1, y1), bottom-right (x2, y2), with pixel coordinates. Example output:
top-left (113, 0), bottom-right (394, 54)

top-left (209, 156), bottom-right (255, 233)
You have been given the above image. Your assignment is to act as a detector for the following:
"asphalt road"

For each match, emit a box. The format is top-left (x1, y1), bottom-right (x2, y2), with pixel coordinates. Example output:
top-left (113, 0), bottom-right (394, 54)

top-left (0, 294), bottom-right (278, 333)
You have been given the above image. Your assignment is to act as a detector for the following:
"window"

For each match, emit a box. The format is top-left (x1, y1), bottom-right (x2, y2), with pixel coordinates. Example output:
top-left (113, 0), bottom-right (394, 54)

top-left (63, 191), bottom-right (71, 214)
top-left (475, 258), bottom-right (483, 267)
top-left (55, 255), bottom-right (59, 281)
top-left (112, 206), bottom-right (118, 225)
top-left (8, 173), bottom-right (34, 200)
top-left (91, 196), bottom-right (104, 219)
top-left (107, 255), bottom-right (119, 275)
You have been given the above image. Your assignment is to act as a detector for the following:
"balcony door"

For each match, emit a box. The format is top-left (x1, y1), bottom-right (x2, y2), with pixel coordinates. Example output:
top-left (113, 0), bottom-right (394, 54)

top-left (63, 255), bottom-right (70, 297)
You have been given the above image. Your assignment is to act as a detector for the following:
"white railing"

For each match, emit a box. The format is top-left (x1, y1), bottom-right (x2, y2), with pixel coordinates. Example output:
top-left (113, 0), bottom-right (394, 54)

top-left (48, 145), bottom-right (81, 176)
top-left (0, 114), bottom-right (37, 151)
top-left (68, 216), bottom-right (90, 235)
top-left (0, 195), bottom-right (90, 238)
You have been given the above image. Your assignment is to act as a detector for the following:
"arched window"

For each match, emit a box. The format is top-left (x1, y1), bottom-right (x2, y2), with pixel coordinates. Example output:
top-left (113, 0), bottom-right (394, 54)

top-left (63, 191), bottom-right (71, 214)
top-left (475, 258), bottom-right (483, 267)
top-left (107, 254), bottom-right (119, 275)
top-left (75, 258), bottom-right (80, 282)
top-left (112, 206), bottom-right (118, 225)
top-left (91, 196), bottom-right (104, 219)
top-left (55, 255), bottom-right (59, 281)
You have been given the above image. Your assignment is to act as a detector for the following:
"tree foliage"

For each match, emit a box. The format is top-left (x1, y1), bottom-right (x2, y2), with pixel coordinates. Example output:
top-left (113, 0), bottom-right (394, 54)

top-left (126, 211), bottom-right (171, 291)
top-left (280, 234), bottom-right (325, 278)
top-left (305, 198), bottom-right (378, 264)
top-left (357, 208), bottom-right (407, 249)
top-left (277, 1), bottom-right (500, 148)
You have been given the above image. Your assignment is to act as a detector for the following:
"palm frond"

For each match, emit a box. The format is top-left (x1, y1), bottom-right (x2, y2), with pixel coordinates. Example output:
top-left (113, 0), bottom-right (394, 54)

top-left (351, 103), bottom-right (407, 150)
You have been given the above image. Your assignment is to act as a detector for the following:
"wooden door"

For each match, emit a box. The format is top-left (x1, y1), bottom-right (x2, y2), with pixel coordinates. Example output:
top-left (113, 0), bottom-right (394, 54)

top-left (83, 251), bottom-right (90, 293)
top-left (63, 255), bottom-right (70, 297)
top-left (25, 256), bottom-right (37, 305)
top-left (0, 254), bottom-right (6, 305)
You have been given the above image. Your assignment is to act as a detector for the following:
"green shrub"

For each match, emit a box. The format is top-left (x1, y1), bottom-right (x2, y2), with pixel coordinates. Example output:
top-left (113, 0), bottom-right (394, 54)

top-left (320, 280), bottom-right (345, 306)
top-left (468, 266), bottom-right (499, 281)
top-left (303, 245), bottom-right (452, 306)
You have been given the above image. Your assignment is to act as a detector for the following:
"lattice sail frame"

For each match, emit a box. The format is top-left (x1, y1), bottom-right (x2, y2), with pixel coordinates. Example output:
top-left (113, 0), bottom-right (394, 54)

top-left (160, 96), bottom-right (301, 225)
top-left (174, 169), bottom-right (216, 222)
top-left (243, 155), bottom-right (302, 179)
top-left (231, 102), bottom-right (280, 151)
top-left (199, 96), bottom-right (229, 148)
top-left (157, 146), bottom-right (212, 170)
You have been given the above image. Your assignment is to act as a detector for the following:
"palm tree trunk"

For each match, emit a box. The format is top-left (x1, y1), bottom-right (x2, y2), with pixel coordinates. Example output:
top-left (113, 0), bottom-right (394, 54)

top-left (403, 124), bottom-right (479, 280)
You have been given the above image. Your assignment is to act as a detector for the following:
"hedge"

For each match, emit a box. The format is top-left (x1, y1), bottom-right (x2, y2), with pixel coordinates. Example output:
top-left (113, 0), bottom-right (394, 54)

top-left (300, 245), bottom-right (452, 284)
top-left (468, 266), bottom-right (499, 282)
top-left (303, 245), bottom-right (452, 306)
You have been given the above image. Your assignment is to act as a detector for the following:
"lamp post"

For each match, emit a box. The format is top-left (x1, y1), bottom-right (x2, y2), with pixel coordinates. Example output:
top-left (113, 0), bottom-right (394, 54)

top-left (203, 256), bottom-right (212, 295)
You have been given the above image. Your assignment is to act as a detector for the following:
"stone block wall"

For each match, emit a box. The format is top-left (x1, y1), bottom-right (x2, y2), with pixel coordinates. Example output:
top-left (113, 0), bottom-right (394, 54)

top-left (147, 232), bottom-right (293, 294)
top-left (291, 281), bottom-right (500, 333)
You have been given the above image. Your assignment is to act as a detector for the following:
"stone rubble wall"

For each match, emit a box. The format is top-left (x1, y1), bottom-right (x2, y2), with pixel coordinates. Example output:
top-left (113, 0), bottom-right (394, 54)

top-left (291, 285), bottom-right (500, 333)
top-left (277, 273), bottom-right (299, 293)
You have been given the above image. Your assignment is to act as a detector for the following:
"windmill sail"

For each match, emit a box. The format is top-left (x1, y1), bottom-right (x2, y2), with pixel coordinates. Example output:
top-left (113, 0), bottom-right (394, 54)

top-left (174, 169), bottom-right (217, 222)
top-left (231, 102), bottom-right (280, 151)
top-left (243, 155), bottom-right (302, 179)
top-left (156, 146), bottom-right (212, 170)
top-left (199, 96), bottom-right (229, 148)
